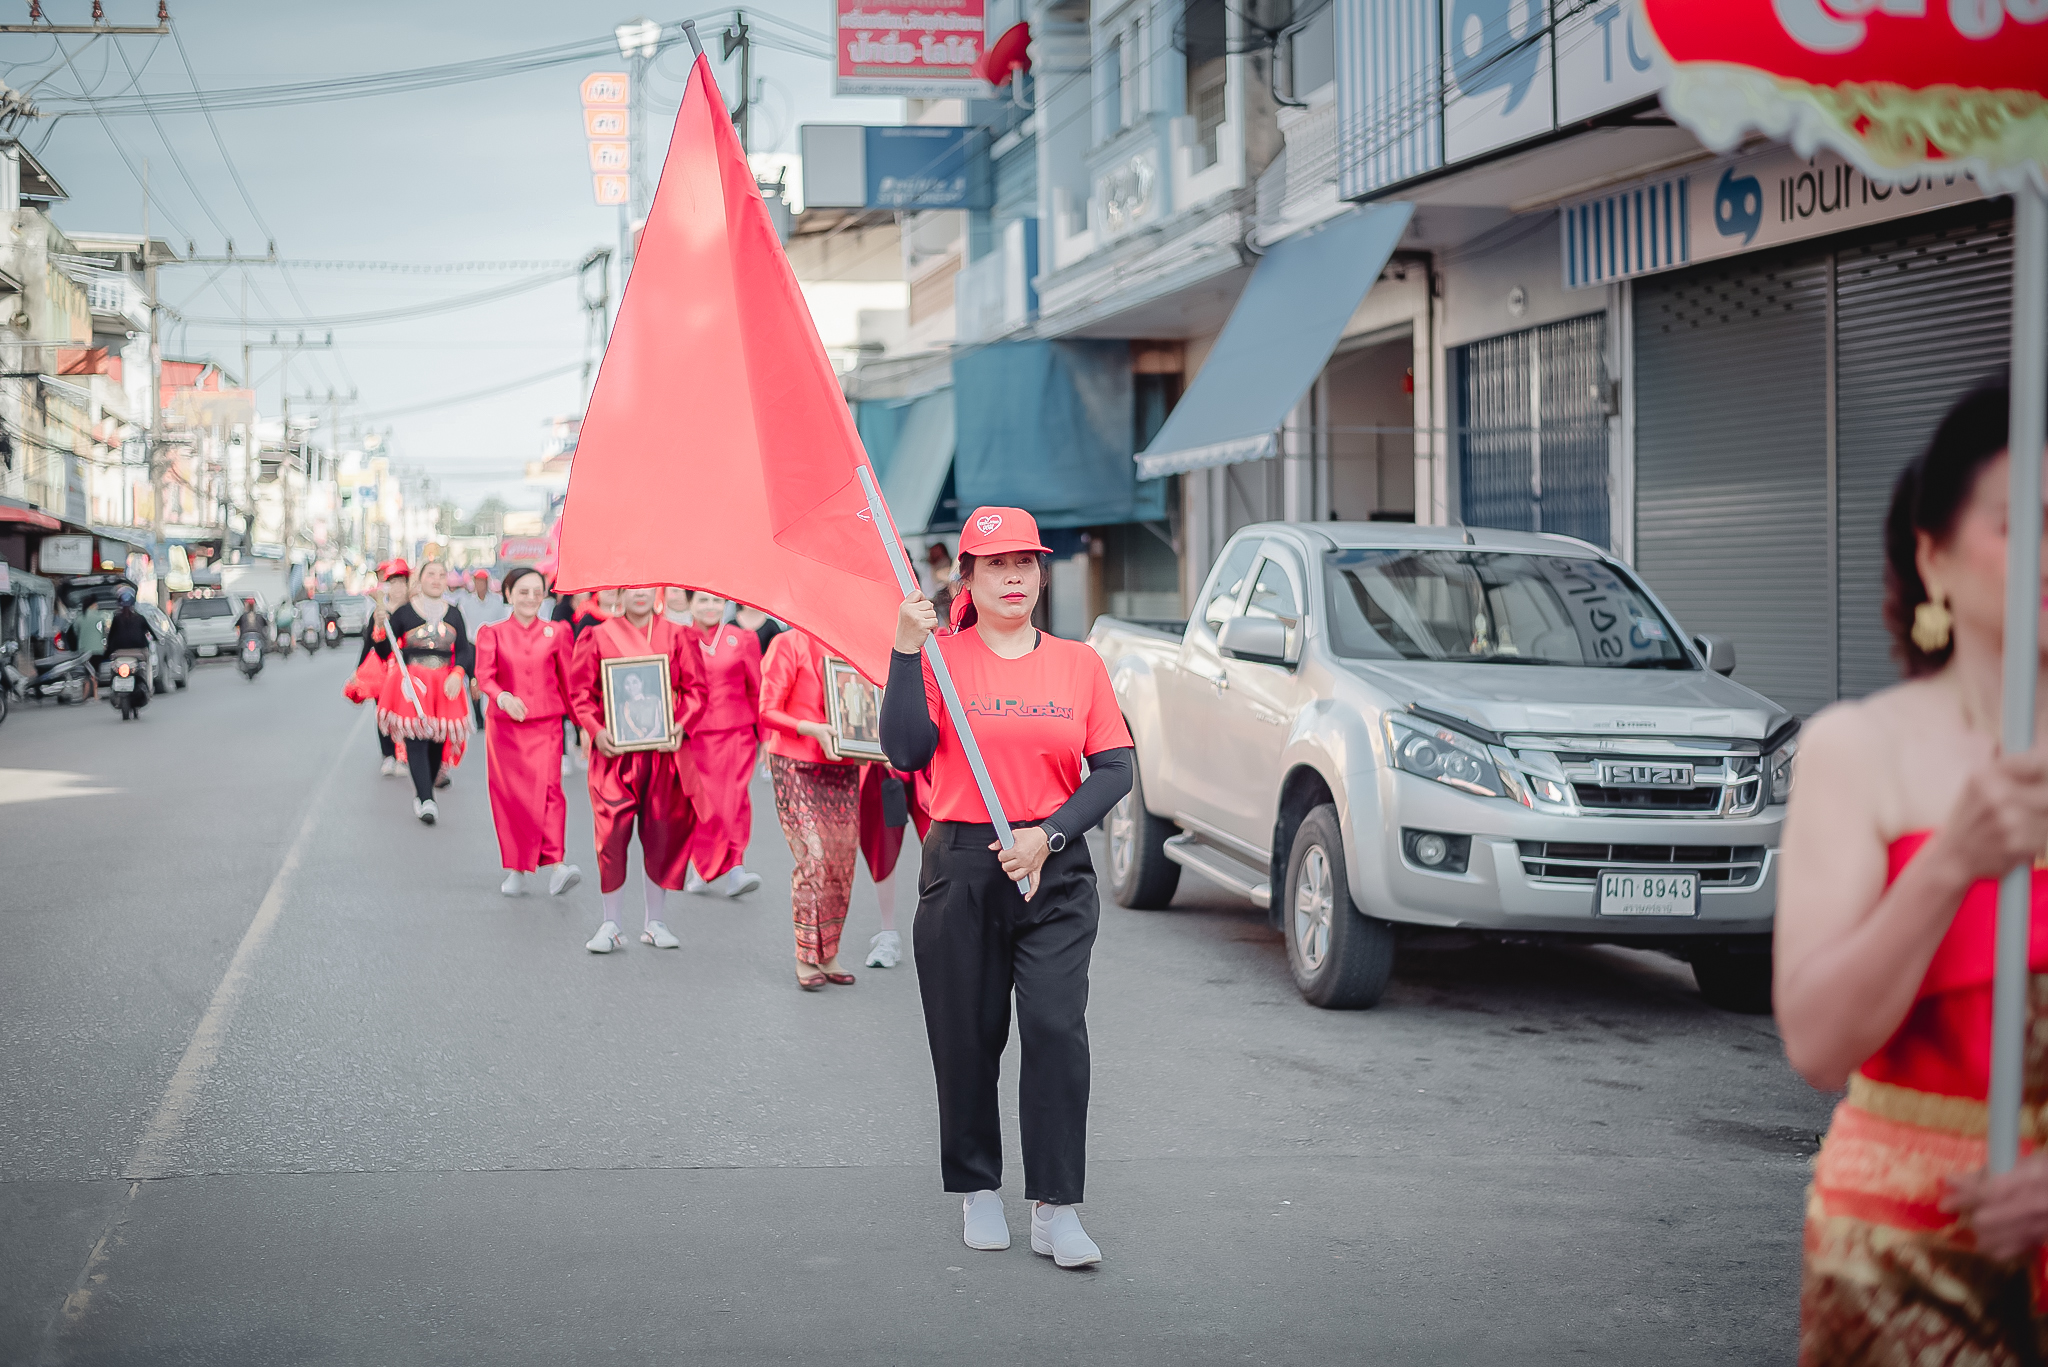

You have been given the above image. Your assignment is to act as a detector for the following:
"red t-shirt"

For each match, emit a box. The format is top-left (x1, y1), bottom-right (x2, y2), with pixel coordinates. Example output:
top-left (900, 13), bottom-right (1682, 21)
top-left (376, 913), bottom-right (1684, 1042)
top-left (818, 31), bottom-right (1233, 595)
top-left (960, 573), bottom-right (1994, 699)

top-left (918, 628), bottom-right (1132, 823)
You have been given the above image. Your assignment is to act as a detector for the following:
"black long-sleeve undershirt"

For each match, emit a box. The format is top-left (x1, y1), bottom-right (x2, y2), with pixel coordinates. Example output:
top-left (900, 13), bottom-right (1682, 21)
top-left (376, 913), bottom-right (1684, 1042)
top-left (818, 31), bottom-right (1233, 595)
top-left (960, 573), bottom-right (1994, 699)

top-left (881, 646), bottom-right (1133, 841)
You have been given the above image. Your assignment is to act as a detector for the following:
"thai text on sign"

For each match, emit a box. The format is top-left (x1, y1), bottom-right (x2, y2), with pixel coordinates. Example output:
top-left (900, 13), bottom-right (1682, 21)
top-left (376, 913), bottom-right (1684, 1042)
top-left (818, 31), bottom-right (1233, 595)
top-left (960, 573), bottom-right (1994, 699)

top-left (583, 71), bottom-right (630, 207)
top-left (835, 0), bottom-right (989, 98)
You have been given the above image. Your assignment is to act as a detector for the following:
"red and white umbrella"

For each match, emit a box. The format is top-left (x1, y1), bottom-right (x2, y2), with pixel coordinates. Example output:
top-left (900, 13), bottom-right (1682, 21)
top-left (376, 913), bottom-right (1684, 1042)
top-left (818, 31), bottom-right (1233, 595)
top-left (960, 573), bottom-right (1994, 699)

top-left (1640, 0), bottom-right (2048, 1169)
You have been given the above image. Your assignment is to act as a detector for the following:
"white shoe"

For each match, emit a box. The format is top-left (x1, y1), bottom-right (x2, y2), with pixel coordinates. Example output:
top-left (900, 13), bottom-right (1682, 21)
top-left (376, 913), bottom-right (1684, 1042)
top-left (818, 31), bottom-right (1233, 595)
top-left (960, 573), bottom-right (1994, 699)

top-left (548, 863), bottom-right (583, 897)
top-left (414, 798), bottom-right (438, 825)
top-left (585, 920), bottom-right (623, 954)
top-left (684, 862), bottom-right (707, 894)
top-left (501, 871), bottom-right (526, 896)
top-left (866, 930), bottom-right (901, 968)
top-left (962, 1190), bottom-right (1009, 1251)
top-left (1031, 1203), bottom-right (1101, 1268)
top-left (380, 756), bottom-right (397, 778)
top-left (641, 919), bottom-right (680, 949)
top-left (709, 867), bottom-right (763, 898)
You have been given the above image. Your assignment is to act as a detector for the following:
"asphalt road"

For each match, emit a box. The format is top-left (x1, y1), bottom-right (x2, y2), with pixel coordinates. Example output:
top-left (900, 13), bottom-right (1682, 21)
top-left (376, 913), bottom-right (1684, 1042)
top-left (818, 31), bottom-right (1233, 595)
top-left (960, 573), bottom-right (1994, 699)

top-left (0, 644), bottom-right (1835, 1365)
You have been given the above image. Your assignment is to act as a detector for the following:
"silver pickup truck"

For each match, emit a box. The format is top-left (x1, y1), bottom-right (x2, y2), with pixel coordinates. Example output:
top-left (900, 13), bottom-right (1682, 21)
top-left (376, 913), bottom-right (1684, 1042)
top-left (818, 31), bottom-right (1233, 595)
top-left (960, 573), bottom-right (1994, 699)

top-left (1088, 523), bottom-right (1796, 1014)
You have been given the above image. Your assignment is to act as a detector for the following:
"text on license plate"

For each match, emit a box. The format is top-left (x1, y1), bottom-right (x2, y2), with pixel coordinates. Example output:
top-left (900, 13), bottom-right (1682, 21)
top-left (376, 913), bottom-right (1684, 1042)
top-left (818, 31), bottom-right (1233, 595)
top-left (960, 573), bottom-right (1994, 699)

top-left (1596, 869), bottom-right (1698, 917)
top-left (113, 675), bottom-right (134, 690)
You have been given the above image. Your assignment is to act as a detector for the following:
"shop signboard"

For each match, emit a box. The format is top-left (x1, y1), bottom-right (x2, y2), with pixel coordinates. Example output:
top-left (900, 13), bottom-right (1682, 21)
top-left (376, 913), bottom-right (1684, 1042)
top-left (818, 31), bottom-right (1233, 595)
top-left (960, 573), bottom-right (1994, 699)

top-left (834, 0), bottom-right (988, 98)
top-left (582, 71), bottom-right (630, 208)
top-left (1553, 1), bottom-right (1667, 125)
top-left (1559, 142), bottom-right (1987, 290)
top-left (800, 124), bottom-right (990, 210)
top-left (1441, 1), bottom-right (1555, 164)
top-left (38, 534), bottom-right (92, 576)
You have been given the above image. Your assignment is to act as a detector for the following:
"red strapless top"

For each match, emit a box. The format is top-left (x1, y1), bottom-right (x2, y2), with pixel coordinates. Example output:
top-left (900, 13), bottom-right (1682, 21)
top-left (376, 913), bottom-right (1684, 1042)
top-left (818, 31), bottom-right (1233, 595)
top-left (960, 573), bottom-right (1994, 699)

top-left (1858, 832), bottom-right (2048, 1098)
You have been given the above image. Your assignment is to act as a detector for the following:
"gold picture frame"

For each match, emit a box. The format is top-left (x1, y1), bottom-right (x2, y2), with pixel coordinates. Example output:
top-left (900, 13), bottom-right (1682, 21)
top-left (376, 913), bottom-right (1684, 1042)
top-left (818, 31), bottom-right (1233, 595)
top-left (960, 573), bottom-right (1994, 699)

top-left (600, 653), bottom-right (674, 752)
top-left (822, 656), bottom-right (887, 762)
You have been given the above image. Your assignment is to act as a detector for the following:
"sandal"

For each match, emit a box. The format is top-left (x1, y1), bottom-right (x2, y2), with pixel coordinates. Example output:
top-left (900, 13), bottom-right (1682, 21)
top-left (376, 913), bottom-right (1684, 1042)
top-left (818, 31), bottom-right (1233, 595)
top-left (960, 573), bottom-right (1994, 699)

top-left (796, 973), bottom-right (828, 992)
top-left (823, 971), bottom-right (856, 986)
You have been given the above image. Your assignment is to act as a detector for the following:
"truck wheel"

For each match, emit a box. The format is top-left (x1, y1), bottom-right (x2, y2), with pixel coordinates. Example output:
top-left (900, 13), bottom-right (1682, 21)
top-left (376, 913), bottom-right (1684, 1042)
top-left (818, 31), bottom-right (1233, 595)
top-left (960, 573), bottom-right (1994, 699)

top-left (1106, 760), bottom-right (1180, 909)
top-left (1285, 804), bottom-right (1395, 1009)
top-left (1690, 945), bottom-right (1773, 1014)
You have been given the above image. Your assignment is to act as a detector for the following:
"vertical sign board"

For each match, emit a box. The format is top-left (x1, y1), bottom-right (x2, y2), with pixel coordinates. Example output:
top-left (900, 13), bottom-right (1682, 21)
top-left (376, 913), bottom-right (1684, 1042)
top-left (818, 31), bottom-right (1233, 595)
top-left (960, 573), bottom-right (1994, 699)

top-left (582, 72), bottom-right (630, 208)
top-left (835, 0), bottom-right (990, 98)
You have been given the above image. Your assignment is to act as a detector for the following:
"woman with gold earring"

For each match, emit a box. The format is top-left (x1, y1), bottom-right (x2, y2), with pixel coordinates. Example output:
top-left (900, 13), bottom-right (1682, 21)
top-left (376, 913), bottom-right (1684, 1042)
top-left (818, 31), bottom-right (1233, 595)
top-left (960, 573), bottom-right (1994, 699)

top-left (1776, 382), bottom-right (2048, 1360)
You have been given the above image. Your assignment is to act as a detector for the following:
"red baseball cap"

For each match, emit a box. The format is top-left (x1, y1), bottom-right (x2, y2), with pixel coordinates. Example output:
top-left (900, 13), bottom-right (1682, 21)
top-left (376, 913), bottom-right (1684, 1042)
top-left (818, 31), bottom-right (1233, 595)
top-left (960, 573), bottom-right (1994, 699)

top-left (379, 558), bottom-right (412, 581)
top-left (957, 506), bottom-right (1050, 557)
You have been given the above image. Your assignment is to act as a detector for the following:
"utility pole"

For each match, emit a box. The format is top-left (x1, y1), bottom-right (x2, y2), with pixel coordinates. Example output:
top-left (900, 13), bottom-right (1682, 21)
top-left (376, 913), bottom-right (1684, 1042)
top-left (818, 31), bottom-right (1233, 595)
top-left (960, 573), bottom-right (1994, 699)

top-left (143, 162), bottom-right (167, 604)
top-left (244, 331), bottom-right (333, 561)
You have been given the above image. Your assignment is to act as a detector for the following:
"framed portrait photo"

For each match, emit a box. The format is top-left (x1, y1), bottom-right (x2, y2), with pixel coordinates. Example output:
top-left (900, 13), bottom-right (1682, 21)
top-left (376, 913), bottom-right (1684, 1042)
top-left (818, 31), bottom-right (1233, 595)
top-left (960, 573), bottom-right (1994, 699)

top-left (822, 656), bottom-right (887, 762)
top-left (600, 654), bottom-right (674, 752)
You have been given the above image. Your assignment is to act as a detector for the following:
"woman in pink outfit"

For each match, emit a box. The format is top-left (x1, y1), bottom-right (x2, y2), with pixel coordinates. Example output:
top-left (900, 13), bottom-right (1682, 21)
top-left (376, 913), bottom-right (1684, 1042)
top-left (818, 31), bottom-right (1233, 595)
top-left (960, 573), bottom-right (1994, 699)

top-left (473, 567), bottom-right (583, 898)
top-left (680, 590), bottom-right (765, 897)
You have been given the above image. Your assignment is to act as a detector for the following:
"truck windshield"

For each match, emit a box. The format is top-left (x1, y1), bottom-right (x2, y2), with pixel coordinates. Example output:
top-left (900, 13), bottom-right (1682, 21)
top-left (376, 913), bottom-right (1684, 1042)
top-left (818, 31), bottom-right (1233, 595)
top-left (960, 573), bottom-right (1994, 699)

top-left (1322, 549), bottom-right (1691, 669)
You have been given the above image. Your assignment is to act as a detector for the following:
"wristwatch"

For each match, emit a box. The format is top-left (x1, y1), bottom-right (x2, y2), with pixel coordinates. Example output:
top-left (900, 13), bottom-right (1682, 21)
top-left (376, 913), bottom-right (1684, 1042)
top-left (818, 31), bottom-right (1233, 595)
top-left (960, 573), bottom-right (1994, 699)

top-left (1041, 823), bottom-right (1067, 853)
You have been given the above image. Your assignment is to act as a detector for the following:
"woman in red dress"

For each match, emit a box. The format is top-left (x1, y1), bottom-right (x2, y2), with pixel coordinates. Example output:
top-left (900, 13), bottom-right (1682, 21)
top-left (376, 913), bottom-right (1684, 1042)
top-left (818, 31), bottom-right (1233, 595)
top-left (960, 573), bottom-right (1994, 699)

top-left (1780, 384), bottom-right (2048, 1361)
top-left (676, 590), bottom-right (765, 898)
top-left (374, 558), bottom-right (473, 825)
top-left (760, 627), bottom-right (862, 989)
top-left (474, 566), bottom-right (582, 899)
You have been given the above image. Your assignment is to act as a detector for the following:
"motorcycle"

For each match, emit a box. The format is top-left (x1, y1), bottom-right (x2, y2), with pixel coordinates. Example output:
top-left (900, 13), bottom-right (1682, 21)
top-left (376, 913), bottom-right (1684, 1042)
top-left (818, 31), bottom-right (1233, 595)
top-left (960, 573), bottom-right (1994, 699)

top-left (107, 648), bottom-right (150, 720)
top-left (11, 639), bottom-right (94, 706)
top-left (237, 631), bottom-right (265, 681)
top-left (275, 624), bottom-right (295, 659)
top-left (300, 621), bottom-right (322, 654)
top-left (322, 615), bottom-right (342, 649)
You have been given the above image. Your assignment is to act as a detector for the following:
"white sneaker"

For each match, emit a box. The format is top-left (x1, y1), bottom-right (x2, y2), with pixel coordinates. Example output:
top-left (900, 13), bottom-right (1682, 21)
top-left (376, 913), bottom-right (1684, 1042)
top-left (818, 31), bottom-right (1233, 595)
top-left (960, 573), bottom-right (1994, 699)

top-left (866, 930), bottom-right (901, 968)
top-left (585, 920), bottom-right (623, 954)
top-left (962, 1190), bottom-right (1009, 1251)
top-left (380, 756), bottom-right (397, 778)
top-left (642, 920), bottom-right (680, 949)
top-left (501, 871), bottom-right (526, 896)
top-left (684, 862), bottom-right (708, 894)
top-left (548, 863), bottom-right (583, 897)
top-left (709, 867), bottom-right (763, 898)
top-left (1030, 1203), bottom-right (1101, 1268)
top-left (414, 798), bottom-right (438, 825)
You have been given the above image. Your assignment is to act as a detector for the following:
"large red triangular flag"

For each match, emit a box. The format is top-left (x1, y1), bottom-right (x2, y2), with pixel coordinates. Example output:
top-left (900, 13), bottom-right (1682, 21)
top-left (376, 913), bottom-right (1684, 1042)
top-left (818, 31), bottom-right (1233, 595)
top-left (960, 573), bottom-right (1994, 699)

top-left (554, 54), bottom-right (903, 682)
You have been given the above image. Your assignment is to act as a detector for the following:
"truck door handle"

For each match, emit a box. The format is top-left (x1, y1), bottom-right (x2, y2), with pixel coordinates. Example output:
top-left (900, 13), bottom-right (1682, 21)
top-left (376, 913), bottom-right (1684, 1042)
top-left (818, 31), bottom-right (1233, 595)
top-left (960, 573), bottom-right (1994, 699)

top-left (1204, 671), bottom-right (1229, 691)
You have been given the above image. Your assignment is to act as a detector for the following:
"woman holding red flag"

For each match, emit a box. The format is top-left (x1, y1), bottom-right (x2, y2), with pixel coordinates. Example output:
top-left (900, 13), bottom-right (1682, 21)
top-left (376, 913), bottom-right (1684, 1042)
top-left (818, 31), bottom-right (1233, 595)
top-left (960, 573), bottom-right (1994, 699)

top-left (880, 507), bottom-right (1133, 1269)
top-left (376, 558), bottom-right (474, 825)
top-left (677, 589), bottom-right (766, 898)
top-left (760, 626), bottom-right (863, 988)
top-left (570, 585), bottom-right (707, 953)
top-left (474, 566), bottom-right (583, 899)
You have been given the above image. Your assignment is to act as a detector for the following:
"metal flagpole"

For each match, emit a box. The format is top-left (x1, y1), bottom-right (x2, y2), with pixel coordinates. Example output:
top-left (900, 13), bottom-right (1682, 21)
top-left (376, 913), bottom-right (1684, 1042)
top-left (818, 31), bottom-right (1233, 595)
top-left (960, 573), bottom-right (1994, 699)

top-left (855, 464), bottom-right (1032, 897)
top-left (1989, 179), bottom-right (2048, 1174)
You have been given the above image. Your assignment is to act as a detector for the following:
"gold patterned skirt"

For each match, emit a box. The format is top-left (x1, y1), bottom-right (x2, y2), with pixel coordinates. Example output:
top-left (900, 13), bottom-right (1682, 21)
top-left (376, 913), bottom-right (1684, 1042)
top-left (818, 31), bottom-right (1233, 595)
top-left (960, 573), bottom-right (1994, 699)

top-left (1802, 1073), bottom-right (2048, 1364)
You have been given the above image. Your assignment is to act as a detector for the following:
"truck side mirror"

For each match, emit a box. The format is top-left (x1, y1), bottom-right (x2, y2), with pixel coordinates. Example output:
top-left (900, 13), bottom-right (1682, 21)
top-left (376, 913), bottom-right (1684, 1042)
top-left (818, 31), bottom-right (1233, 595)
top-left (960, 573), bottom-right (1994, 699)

top-left (1693, 633), bottom-right (1736, 676)
top-left (1219, 615), bottom-right (1290, 665)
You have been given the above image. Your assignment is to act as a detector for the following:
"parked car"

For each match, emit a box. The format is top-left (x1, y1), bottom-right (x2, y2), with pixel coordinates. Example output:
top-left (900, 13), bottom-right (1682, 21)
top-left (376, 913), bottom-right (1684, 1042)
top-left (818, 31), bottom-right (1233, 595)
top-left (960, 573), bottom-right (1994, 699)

top-left (138, 603), bottom-right (189, 693)
top-left (1089, 523), bottom-right (1796, 1014)
top-left (175, 595), bottom-right (242, 661)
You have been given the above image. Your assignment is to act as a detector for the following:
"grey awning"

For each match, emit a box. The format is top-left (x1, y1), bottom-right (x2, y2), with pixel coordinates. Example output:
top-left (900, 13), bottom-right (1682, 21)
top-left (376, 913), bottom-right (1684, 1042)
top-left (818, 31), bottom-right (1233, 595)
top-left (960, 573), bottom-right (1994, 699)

top-left (882, 387), bottom-right (955, 536)
top-left (1136, 204), bottom-right (1413, 479)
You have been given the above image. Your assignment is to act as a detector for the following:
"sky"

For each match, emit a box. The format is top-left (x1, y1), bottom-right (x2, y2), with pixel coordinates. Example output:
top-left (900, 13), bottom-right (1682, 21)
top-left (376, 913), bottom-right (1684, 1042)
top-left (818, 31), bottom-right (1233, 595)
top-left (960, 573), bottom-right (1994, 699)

top-left (8, 0), bottom-right (903, 516)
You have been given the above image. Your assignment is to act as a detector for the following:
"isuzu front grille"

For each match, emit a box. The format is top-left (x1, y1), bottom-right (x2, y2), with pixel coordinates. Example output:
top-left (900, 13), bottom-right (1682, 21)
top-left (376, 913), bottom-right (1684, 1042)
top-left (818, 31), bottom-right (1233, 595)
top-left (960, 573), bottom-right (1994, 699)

top-left (1517, 842), bottom-right (1768, 887)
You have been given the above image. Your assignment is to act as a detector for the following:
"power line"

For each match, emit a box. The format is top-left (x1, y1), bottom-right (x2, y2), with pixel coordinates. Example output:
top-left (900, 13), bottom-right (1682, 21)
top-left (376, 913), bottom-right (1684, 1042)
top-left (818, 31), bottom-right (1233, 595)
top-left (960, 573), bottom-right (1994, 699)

top-left (351, 363), bottom-right (583, 422)
top-left (173, 266), bottom-right (581, 328)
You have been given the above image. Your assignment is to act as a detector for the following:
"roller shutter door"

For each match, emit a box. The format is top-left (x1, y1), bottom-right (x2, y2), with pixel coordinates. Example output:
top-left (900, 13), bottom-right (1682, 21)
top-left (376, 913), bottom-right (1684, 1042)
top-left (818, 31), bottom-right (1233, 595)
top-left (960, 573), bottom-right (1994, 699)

top-left (1835, 215), bottom-right (2013, 697)
top-left (1633, 254), bottom-right (1832, 716)
top-left (1457, 313), bottom-right (1610, 545)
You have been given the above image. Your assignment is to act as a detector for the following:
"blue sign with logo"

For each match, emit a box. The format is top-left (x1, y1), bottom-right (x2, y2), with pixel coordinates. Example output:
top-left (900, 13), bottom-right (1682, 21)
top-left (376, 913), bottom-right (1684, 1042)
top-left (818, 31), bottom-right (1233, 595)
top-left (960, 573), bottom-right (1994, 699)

top-left (864, 126), bottom-right (989, 211)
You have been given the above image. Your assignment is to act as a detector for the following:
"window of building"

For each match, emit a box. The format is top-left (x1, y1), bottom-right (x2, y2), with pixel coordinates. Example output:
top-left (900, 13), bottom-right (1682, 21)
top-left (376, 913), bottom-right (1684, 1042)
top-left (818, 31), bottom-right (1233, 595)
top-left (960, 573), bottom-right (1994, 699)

top-left (1455, 313), bottom-right (1612, 549)
top-left (1284, 0), bottom-right (1334, 100)
top-left (1182, 0), bottom-right (1228, 170)
top-left (1099, 36), bottom-right (1125, 140)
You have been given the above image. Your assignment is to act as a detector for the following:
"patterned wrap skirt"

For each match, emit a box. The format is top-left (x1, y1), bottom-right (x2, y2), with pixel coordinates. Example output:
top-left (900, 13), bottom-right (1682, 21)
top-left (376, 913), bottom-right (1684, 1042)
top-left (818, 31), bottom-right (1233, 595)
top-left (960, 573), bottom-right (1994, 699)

top-left (769, 753), bottom-right (860, 965)
top-left (1802, 978), bottom-right (2048, 1363)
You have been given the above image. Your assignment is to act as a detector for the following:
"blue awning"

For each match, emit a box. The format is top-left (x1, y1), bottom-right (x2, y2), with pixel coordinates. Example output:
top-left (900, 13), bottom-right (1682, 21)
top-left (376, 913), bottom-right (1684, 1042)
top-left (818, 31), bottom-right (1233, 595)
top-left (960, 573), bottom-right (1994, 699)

top-left (954, 339), bottom-right (1167, 528)
top-left (880, 387), bottom-right (956, 536)
top-left (1136, 204), bottom-right (1413, 478)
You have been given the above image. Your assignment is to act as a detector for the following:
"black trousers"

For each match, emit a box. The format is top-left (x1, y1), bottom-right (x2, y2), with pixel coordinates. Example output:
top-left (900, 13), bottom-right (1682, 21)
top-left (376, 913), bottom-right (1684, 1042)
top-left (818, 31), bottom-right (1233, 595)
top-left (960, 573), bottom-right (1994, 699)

top-left (378, 730), bottom-right (395, 759)
top-left (406, 739), bottom-right (444, 802)
top-left (913, 820), bottom-right (1098, 1205)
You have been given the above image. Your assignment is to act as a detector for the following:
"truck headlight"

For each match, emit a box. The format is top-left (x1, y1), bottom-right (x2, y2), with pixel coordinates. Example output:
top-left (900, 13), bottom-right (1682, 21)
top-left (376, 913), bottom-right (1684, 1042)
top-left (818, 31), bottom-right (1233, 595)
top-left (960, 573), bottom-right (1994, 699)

top-left (1768, 736), bottom-right (1798, 804)
top-left (1384, 714), bottom-right (1509, 799)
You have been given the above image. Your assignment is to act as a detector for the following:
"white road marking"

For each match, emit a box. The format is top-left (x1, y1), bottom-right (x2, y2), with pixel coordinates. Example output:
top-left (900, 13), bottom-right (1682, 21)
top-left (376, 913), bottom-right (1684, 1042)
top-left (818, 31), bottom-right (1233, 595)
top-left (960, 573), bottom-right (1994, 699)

top-left (126, 706), bottom-right (368, 1179)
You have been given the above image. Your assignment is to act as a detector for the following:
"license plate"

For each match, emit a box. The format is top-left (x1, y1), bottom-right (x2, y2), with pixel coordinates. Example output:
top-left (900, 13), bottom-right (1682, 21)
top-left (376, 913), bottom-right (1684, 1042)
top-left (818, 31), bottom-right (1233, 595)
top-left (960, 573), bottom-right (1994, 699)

top-left (198, 645), bottom-right (217, 657)
top-left (1599, 761), bottom-right (1693, 787)
top-left (113, 674), bottom-right (135, 691)
top-left (1596, 869), bottom-right (1699, 917)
